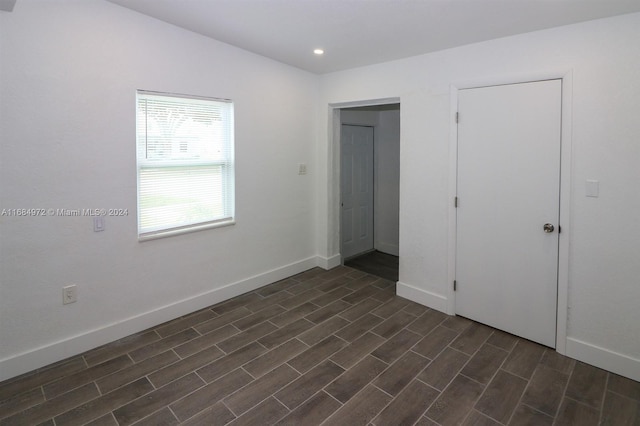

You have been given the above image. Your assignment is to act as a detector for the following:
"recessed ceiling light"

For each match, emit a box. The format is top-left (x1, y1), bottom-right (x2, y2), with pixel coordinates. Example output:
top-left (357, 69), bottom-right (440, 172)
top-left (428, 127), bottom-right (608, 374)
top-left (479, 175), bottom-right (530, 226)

top-left (313, 49), bottom-right (324, 55)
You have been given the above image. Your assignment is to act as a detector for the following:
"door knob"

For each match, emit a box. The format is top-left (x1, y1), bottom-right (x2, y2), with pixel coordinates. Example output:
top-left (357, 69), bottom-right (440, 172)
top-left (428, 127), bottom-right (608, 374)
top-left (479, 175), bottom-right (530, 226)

top-left (543, 223), bottom-right (555, 233)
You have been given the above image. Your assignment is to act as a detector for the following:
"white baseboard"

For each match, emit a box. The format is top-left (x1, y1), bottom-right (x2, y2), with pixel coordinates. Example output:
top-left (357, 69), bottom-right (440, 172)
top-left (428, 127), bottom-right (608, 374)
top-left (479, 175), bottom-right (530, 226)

top-left (316, 253), bottom-right (342, 270)
top-left (565, 337), bottom-right (640, 382)
top-left (396, 281), bottom-right (449, 314)
top-left (0, 256), bottom-right (319, 382)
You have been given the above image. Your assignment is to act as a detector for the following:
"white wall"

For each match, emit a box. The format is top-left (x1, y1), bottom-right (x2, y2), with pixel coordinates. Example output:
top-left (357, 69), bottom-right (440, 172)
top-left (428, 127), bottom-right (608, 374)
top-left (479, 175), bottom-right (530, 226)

top-left (0, 0), bottom-right (319, 380)
top-left (375, 109), bottom-right (400, 256)
top-left (318, 13), bottom-right (640, 381)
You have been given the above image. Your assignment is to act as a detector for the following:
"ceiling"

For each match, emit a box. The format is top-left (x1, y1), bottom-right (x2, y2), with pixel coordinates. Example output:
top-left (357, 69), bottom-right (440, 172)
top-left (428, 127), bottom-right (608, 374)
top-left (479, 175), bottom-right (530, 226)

top-left (106, 0), bottom-right (640, 74)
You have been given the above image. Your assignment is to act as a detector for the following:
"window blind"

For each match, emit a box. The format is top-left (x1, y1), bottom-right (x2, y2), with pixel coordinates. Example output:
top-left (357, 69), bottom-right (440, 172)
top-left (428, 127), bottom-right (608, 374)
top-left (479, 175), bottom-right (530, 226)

top-left (136, 91), bottom-right (234, 239)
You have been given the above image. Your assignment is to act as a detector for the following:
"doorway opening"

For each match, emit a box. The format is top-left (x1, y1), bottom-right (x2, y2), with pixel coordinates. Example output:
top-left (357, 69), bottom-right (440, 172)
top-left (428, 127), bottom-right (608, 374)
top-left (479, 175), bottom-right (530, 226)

top-left (338, 103), bottom-right (400, 281)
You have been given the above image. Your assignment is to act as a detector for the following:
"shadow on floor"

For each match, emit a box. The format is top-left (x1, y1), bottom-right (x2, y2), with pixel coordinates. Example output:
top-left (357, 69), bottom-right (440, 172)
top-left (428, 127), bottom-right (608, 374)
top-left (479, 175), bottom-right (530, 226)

top-left (344, 250), bottom-right (399, 282)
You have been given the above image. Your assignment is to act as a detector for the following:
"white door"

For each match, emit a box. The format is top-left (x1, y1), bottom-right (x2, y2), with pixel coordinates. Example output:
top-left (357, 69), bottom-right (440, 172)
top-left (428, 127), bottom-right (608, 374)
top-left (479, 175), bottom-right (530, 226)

top-left (456, 80), bottom-right (562, 348)
top-left (341, 125), bottom-right (374, 259)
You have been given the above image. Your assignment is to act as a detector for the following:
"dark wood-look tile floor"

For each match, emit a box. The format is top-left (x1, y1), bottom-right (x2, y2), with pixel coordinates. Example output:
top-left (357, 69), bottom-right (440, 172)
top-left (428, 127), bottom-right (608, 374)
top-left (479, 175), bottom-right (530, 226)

top-left (1, 266), bottom-right (639, 425)
top-left (344, 251), bottom-right (399, 282)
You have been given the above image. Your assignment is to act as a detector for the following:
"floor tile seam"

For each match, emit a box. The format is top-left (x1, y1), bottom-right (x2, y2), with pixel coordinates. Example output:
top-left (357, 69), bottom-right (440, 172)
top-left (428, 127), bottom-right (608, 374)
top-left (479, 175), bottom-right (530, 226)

top-left (329, 336), bottom-right (388, 370)
top-left (284, 346), bottom-right (346, 377)
top-left (553, 353), bottom-right (577, 421)
top-left (470, 354), bottom-right (517, 425)
top-left (458, 371), bottom-right (490, 388)
top-left (498, 366), bottom-right (535, 383)
top-left (413, 343), bottom-right (474, 392)
top-left (605, 387), bottom-right (640, 403)
top-left (503, 367), bottom-right (538, 426)
top-left (129, 329), bottom-right (203, 363)
top-left (439, 320), bottom-right (473, 334)
top-left (388, 378), bottom-right (441, 424)
top-left (598, 372), bottom-right (611, 424)
top-left (0, 390), bottom-right (45, 422)
top-left (221, 372), bottom-right (297, 419)
top-left (518, 402), bottom-right (556, 421)
top-left (243, 338), bottom-right (312, 380)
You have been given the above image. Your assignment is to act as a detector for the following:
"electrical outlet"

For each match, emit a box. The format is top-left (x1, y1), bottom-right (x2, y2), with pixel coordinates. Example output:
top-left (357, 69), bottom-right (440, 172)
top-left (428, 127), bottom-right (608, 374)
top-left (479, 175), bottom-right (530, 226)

top-left (63, 285), bottom-right (77, 305)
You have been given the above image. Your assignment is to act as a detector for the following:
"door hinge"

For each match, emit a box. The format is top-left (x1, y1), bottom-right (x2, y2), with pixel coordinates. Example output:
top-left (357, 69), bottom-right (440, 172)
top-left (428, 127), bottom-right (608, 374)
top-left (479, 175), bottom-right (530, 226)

top-left (454, 197), bottom-right (458, 208)
top-left (558, 225), bottom-right (561, 234)
top-left (455, 112), bottom-right (459, 123)
top-left (454, 280), bottom-right (457, 291)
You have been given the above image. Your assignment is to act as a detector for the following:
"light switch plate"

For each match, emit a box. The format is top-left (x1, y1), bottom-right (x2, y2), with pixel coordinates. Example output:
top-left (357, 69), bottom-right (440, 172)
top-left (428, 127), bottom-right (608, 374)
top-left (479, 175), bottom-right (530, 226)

top-left (586, 179), bottom-right (599, 198)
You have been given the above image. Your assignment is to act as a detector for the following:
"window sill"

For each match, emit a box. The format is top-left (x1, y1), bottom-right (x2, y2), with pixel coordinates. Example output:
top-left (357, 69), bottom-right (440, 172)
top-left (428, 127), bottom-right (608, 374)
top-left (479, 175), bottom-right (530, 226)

top-left (138, 219), bottom-right (235, 242)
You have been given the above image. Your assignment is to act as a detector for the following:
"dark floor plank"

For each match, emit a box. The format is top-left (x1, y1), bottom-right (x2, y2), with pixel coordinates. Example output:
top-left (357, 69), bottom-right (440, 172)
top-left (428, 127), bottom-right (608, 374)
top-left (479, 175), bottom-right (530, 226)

top-left (148, 346), bottom-right (224, 388)
top-left (224, 364), bottom-right (299, 415)
top-left (555, 398), bottom-right (600, 426)
top-left (275, 360), bottom-right (345, 410)
top-left (170, 369), bottom-right (252, 422)
top-left (0, 356), bottom-right (86, 401)
top-left (334, 313), bottom-right (384, 342)
top-left (155, 308), bottom-right (219, 338)
top-left (449, 322), bottom-right (493, 356)
top-left (330, 332), bottom-right (386, 369)
top-left (258, 319), bottom-right (315, 349)
top-left (217, 321), bottom-right (278, 353)
top-left (173, 324), bottom-right (240, 358)
top-left (0, 386), bottom-right (44, 419)
top-left (243, 339), bottom-right (308, 379)
top-left (425, 375), bottom-right (484, 426)
top-left (83, 331), bottom-right (159, 367)
top-left (231, 305), bottom-right (286, 331)
top-left (339, 298), bottom-right (383, 322)
top-left (193, 307), bottom-right (253, 335)
top-left (373, 351), bottom-right (430, 396)
top-left (196, 342), bottom-right (267, 383)
top-left (609, 373), bottom-right (640, 401)
top-left (412, 326), bottom-right (458, 359)
top-left (371, 328), bottom-right (422, 364)
top-left (274, 391), bottom-right (341, 426)
top-left (501, 339), bottom-right (545, 380)
top-left (508, 404), bottom-right (553, 426)
top-left (131, 407), bottom-right (179, 426)
top-left (323, 385), bottom-right (392, 426)
top-left (97, 351), bottom-right (179, 394)
top-left (297, 317), bottom-right (350, 346)
top-left (325, 355), bottom-right (388, 403)
top-left (180, 402), bottom-right (236, 426)
top-left (460, 343), bottom-right (509, 385)
top-left (373, 380), bottom-right (439, 426)
top-left (113, 373), bottom-right (204, 426)
top-left (371, 310), bottom-right (418, 339)
top-left (269, 302), bottom-right (320, 328)
top-left (564, 361), bottom-right (607, 408)
top-left (54, 378), bottom-right (154, 426)
top-left (418, 347), bottom-right (470, 391)
top-left (43, 355), bottom-right (132, 399)
top-left (474, 370), bottom-right (527, 423)
top-left (287, 335), bottom-right (347, 374)
top-left (129, 328), bottom-right (200, 362)
top-left (227, 397), bottom-right (289, 426)
top-left (600, 391), bottom-right (640, 426)
top-left (520, 365), bottom-right (569, 417)
top-left (407, 309), bottom-right (448, 336)
top-left (0, 382), bottom-right (99, 426)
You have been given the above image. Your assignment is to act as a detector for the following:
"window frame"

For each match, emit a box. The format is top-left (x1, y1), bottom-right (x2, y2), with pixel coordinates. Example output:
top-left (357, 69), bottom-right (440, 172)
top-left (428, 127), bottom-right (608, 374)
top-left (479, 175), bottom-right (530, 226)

top-left (136, 90), bottom-right (235, 241)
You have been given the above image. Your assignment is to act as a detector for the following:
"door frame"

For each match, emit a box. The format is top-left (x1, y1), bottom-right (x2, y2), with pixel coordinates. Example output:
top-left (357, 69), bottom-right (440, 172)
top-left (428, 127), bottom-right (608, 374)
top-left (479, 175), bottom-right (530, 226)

top-left (327, 97), bottom-right (401, 266)
top-left (447, 71), bottom-right (573, 354)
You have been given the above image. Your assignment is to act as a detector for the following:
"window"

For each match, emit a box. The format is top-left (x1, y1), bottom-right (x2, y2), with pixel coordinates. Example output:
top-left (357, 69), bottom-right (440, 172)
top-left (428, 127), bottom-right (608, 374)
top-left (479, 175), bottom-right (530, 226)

top-left (136, 91), bottom-right (234, 240)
